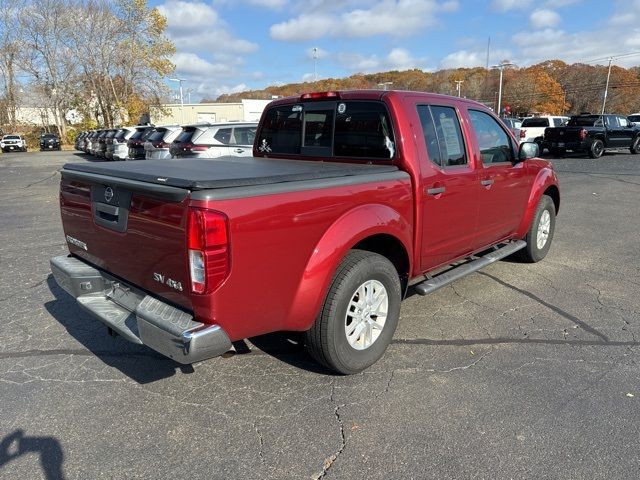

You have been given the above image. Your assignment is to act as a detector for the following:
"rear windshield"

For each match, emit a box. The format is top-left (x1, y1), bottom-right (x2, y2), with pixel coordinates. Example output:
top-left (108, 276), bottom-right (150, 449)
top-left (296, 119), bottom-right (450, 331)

top-left (114, 130), bottom-right (126, 140)
top-left (522, 118), bottom-right (550, 127)
top-left (174, 128), bottom-right (196, 143)
top-left (628, 115), bottom-right (640, 123)
top-left (568, 116), bottom-right (601, 126)
top-left (129, 127), bottom-right (154, 141)
top-left (42, 133), bottom-right (58, 138)
top-left (257, 101), bottom-right (395, 160)
top-left (147, 129), bottom-right (168, 142)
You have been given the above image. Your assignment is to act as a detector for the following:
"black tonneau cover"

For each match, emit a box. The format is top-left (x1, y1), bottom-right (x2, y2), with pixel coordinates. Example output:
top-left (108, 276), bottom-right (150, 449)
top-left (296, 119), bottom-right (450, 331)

top-left (62, 156), bottom-right (398, 190)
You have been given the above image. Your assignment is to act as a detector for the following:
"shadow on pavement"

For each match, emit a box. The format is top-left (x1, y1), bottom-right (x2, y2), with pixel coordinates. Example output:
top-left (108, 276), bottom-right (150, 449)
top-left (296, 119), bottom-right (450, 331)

top-left (44, 275), bottom-right (192, 384)
top-left (0, 430), bottom-right (65, 480)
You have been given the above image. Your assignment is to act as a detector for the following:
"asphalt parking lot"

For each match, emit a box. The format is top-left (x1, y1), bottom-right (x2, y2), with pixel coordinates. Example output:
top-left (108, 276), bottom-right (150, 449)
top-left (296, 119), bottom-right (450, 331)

top-left (1, 150), bottom-right (639, 479)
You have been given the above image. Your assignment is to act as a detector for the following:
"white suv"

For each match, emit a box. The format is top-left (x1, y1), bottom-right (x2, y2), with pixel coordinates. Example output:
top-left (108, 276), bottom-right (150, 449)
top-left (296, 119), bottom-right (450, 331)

top-left (1, 134), bottom-right (27, 153)
top-left (520, 116), bottom-right (569, 149)
top-left (169, 122), bottom-right (258, 159)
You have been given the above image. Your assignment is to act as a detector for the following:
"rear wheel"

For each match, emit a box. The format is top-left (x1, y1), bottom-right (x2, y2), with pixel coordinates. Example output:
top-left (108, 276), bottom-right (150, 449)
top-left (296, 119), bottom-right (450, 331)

top-left (589, 139), bottom-right (604, 158)
top-left (518, 195), bottom-right (556, 263)
top-left (630, 137), bottom-right (640, 154)
top-left (305, 250), bottom-right (401, 374)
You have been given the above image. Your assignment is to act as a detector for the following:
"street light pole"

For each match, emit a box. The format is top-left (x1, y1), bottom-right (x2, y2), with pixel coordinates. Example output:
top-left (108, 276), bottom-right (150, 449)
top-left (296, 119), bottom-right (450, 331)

top-left (169, 77), bottom-right (186, 124)
top-left (491, 61), bottom-right (514, 117)
top-left (313, 47), bottom-right (318, 82)
top-left (601, 57), bottom-right (613, 115)
top-left (454, 80), bottom-right (463, 97)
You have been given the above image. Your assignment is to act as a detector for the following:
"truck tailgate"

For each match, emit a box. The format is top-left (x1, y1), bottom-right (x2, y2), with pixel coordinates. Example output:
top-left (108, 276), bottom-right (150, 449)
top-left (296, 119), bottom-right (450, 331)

top-left (60, 172), bottom-right (193, 309)
top-left (544, 127), bottom-right (584, 142)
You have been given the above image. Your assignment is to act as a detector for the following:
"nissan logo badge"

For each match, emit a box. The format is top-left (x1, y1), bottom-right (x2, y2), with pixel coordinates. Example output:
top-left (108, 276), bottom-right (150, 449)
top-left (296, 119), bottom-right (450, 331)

top-left (104, 187), bottom-right (114, 203)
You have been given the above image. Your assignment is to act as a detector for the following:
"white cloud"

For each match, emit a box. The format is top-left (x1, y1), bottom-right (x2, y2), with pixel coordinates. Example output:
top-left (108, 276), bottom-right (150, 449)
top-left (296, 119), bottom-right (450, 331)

top-left (158, 0), bottom-right (258, 54)
top-left (247, 0), bottom-right (288, 7)
top-left (440, 48), bottom-right (512, 69)
top-left (271, 0), bottom-right (458, 41)
top-left (492, 0), bottom-right (531, 11)
top-left (172, 52), bottom-right (233, 78)
top-left (530, 9), bottom-right (561, 29)
top-left (338, 48), bottom-right (424, 72)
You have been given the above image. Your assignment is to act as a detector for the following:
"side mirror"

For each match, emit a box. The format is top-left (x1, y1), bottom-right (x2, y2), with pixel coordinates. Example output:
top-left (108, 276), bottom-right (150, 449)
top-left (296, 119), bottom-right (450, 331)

top-left (518, 141), bottom-right (539, 161)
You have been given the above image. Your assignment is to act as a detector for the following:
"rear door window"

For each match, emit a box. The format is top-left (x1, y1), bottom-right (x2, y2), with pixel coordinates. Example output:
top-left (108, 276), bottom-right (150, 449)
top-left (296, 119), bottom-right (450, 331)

top-left (232, 126), bottom-right (257, 146)
top-left (214, 128), bottom-right (233, 144)
top-left (468, 109), bottom-right (515, 164)
top-left (431, 106), bottom-right (467, 166)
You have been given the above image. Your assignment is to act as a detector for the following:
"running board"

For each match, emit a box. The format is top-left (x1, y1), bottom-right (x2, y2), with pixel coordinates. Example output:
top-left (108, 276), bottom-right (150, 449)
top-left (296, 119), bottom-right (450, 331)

top-left (414, 240), bottom-right (526, 296)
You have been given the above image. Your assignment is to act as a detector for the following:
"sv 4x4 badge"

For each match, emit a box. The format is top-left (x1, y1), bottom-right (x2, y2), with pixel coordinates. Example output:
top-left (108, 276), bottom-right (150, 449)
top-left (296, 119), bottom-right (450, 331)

top-left (153, 272), bottom-right (183, 292)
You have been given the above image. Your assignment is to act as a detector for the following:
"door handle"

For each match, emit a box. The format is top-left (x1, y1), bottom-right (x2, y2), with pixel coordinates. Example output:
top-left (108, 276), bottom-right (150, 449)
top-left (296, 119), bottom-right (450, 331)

top-left (426, 186), bottom-right (446, 196)
top-left (234, 148), bottom-right (244, 153)
top-left (480, 179), bottom-right (494, 186)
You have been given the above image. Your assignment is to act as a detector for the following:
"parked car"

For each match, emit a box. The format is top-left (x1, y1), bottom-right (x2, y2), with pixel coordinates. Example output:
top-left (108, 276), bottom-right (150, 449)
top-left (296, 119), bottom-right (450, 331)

top-left (520, 116), bottom-right (569, 151)
top-left (500, 117), bottom-right (522, 139)
top-left (144, 125), bottom-right (182, 160)
top-left (103, 129), bottom-right (119, 160)
top-left (74, 132), bottom-right (87, 151)
top-left (108, 127), bottom-right (136, 161)
top-left (169, 122), bottom-right (258, 159)
top-left (1, 134), bottom-right (27, 152)
top-left (544, 114), bottom-right (640, 158)
top-left (40, 132), bottom-right (61, 151)
top-left (126, 125), bottom-right (155, 160)
top-left (82, 131), bottom-right (95, 153)
top-left (89, 130), bottom-right (105, 156)
top-left (51, 90), bottom-right (559, 374)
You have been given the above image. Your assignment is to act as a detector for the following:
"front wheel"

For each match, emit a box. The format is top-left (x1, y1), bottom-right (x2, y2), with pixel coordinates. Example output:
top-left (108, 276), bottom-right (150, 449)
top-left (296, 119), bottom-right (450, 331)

top-left (305, 250), bottom-right (401, 374)
top-left (589, 139), bottom-right (604, 158)
top-left (630, 137), bottom-right (640, 154)
top-left (518, 195), bottom-right (556, 263)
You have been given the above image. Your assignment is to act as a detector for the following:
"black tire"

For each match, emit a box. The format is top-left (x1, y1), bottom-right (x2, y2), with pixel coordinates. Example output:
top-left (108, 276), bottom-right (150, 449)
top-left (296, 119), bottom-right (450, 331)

top-left (305, 250), bottom-right (402, 374)
top-left (518, 195), bottom-right (556, 263)
top-left (550, 147), bottom-right (565, 157)
top-left (589, 139), bottom-right (604, 158)
top-left (630, 137), bottom-right (640, 154)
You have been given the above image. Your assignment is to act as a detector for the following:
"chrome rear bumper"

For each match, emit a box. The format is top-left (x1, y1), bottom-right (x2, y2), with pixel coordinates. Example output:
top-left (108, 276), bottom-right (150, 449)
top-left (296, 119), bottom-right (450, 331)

top-left (50, 255), bottom-right (232, 364)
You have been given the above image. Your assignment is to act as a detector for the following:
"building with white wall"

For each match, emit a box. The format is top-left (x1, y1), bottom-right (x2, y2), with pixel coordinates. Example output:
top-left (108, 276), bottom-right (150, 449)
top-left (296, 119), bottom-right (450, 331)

top-left (150, 99), bottom-right (272, 126)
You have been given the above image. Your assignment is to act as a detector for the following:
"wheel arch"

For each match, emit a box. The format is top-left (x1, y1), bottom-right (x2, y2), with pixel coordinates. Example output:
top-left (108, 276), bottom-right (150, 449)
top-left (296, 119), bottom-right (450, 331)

top-left (516, 168), bottom-right (560, 238)
top-left (284, 203), bottom-right (413, 332)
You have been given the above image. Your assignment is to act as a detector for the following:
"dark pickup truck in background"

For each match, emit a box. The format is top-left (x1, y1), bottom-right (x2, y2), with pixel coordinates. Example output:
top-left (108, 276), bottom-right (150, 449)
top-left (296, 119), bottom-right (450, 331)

top-left (544, 114), bottom-right (640, 158)
top-left (50, 90), bottom-right (560, 374)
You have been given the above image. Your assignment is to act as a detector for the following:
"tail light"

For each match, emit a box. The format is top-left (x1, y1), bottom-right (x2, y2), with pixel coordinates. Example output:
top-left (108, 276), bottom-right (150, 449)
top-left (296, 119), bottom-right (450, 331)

top-left (520, 129), bottom-right (526, 139)
top-left (182, 143), bottom-right (208, 152)
top-left (152, 141), bottom-right (170, 148)
top-left (187, 208), bottom-right (230, 294)
top-left (300, 91), bottom-right (340, 101)
top-left (579, 128), bottom-right (588, 140)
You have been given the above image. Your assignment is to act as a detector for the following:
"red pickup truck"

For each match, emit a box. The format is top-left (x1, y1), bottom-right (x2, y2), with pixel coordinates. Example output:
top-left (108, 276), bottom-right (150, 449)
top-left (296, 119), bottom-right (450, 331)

top-left (51, 90), bottom-right (559, 374)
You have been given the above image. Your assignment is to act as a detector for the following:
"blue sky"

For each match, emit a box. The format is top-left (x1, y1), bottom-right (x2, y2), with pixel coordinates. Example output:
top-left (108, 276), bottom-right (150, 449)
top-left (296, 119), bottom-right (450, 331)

top-left (149, 0), bottom-right (640, 100)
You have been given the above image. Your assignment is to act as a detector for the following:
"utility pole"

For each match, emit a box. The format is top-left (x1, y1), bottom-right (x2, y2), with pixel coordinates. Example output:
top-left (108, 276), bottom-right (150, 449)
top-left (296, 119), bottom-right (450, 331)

top-left (454, 80), bottom-right (464, 97)
top-left (169, 78), bottom-right (186, 124)
top-left (313, 47), bottom-right (318, 82)
top-left (601, 57), bottom-right (613, 115)
top-left (491, 61), bottom-right (514, 117)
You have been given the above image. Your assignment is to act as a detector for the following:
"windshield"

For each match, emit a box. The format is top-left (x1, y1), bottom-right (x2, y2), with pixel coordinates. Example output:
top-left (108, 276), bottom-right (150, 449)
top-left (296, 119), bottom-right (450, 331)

top-left (257, 100), bottom-right (395, 160)
top-left (522, 118), bottom-right (550, 128)
top-left (42, 134), bottom-right (58, 138)
top-left (568, 116), bottom-right (601, 127)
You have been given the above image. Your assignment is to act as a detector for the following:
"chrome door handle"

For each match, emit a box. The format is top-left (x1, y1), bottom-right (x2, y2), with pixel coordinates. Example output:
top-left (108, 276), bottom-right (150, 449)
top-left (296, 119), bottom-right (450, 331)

top-left (426, 187), bottom-right (446, 195)
top-left (234, 148), bottom-right (244, 153)
top-left (480, 179), bottom-right (494, 186)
